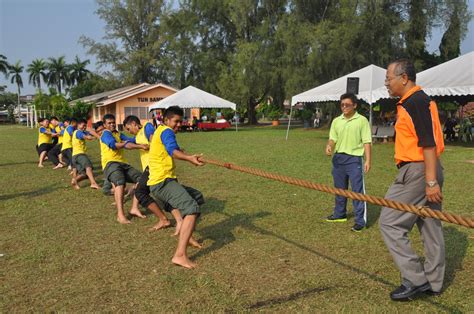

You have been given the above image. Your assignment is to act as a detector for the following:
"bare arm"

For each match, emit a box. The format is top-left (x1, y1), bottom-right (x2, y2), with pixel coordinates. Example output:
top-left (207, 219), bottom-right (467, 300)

top-left (423, 147), bottom-right (442, 203)
top-left (325, 139), bottom-right (335, 156)
top-left (363, 143), bottom-right (371, 173)
top-left (172, 149), bottom-right (204, 166)
top-left (116, 141), bottom-right (148, 150)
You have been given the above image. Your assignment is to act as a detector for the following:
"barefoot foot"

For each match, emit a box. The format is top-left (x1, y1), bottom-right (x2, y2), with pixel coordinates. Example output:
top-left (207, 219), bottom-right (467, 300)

top-left (172, 255), bottom-right (197, 269)
top-left (71, 178), bottom-right (80, 190)
top-left (117, 216), bottom-right (132, 224)
top-left (148, 220), bottom-right (171, 232)
top-left (130, 209), bottom-right (146, 219)
top-left (90, 184), bottom-right (100, 190)
top-left (188, 237), bottom-right (202, 249)
top-left (53, 163), bottom-right (64, 169)
top-left (38, 164), bottom-right (44, 168)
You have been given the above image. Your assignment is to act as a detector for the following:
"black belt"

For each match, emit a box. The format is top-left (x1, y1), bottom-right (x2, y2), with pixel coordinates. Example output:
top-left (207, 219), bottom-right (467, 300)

top-left (396, 161), bottom-right (412, 169)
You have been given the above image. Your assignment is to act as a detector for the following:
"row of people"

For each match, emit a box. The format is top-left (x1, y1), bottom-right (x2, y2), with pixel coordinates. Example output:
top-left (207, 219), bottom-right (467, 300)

top-left (36, 107), bottom-right (205, 269)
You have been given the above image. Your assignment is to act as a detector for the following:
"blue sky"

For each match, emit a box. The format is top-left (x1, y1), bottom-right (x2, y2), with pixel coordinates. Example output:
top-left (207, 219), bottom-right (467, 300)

top-left (1, 0), bottom-right (473, 95)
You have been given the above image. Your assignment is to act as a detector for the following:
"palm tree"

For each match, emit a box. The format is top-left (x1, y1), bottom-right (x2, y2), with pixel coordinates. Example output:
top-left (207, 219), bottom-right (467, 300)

top-left (47, 56), bottom-right (69, 94)
top-left (69, 56), bottom-right (91, 85)
top-left (8, 60), bottom-right (24, 118)
top-left (27, 58), bottom-right (48, 92)
top-left (0, 54), bottom-right (9, 78)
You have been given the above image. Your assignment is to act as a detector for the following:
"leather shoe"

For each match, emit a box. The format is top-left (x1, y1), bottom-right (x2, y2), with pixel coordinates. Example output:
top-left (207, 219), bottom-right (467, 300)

top-left (390, 282), bottom-right (431, 301)
top-left (425, 289), bottom-right (442, 297)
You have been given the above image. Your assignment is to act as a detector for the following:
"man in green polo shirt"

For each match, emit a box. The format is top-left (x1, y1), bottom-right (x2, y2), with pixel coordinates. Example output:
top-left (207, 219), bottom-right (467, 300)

top-left (325, 93), bottom-right (372, 232)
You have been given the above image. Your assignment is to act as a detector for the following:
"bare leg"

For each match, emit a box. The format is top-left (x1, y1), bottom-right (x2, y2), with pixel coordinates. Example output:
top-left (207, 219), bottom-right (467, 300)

top-left (114, 185), bottom-right (130, 224)
top-left (85, 167), bottom-right (100, 189)
top-left (71, 172), bottom-right (85, 190)
top-left (148, 203), bottom-right (171, 231)
top-left (38, 151), bottom-right (47, 167)
top-left (129, 195), bottom-right (146, 218)
top-left (171, 209), bottom-right (183, 236)
top-left (172, 214), bottom-right (197, 269)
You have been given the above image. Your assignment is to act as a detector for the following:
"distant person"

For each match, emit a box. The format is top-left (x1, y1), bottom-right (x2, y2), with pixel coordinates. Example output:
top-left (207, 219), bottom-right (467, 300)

top-left (443, 116), bottom-right (456, 142)
top-left (148, 106), bottom-right (205, 269)
top-left (380, 59), bottom-right (445, 301)
top-left (70, 119), bottom-right (100, 190)
top-left (48, 116), bottom-right (64, 169)
top-left (61, 118), bottom-right (77, 172)
top-left (325, 93), bottom-right (372, 232)
top-left (36, 118), bottom-right (58, 168)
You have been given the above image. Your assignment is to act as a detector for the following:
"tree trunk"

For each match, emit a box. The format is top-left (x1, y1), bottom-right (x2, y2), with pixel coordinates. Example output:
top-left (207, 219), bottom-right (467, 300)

top-left (17, 84), bottom-right (21, 119)
top-left (247, 97), bottom-right (258, 125)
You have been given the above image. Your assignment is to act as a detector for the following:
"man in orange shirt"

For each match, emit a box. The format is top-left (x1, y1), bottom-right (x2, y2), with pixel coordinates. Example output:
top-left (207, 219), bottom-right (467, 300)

top-left (380, 59), bottom-right (445, 301)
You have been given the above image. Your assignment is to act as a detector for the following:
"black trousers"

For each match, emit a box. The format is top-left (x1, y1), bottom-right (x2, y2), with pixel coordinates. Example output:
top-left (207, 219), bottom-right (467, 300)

top-left (47, 144), bottom-right (62, 166)
top-left (135, 167), bottom-right (161, 209)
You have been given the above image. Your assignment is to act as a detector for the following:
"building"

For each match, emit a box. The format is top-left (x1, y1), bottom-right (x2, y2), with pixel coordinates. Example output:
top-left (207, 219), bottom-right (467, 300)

top-left (70, 83), bottom-right (178, 128)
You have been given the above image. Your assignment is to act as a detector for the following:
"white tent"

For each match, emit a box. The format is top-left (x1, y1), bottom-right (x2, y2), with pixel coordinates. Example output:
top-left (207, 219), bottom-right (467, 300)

top-left (149, 85), bottom-right (236, 111)
top-left (287, 64), bottom-right (387, 139)
top-left (372, 51), bottom-right (474, 101)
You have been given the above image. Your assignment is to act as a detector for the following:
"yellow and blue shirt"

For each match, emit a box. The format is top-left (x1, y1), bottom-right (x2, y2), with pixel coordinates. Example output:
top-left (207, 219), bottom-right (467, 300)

top-left (99, 130), bottom-right (135, 169)
top-left (135, 122), bottom-right (155, 170)
top-left (147, 125), bottom-right (180, 186)
top-left (72, 130), bottom-right (90, 156)
top-left (61, 125), bottom-right (75, 151)
top-left (38, 127), bottom-right (53, 146)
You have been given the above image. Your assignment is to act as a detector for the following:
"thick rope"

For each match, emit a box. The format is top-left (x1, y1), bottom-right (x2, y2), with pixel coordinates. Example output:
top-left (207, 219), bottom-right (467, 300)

top-left (203, 158), bottom-right (474, 229)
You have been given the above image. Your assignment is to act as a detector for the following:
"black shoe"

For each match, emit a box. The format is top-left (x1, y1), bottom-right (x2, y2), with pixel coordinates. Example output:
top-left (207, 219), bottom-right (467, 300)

top-left (390, 282), bottom-right (431, 301)
top-left (325, 214), bottom-right (347, 222)
top-left (424, 289), bottom-right (442, 297)
top-left (351, 224), bottom-right (365, 232)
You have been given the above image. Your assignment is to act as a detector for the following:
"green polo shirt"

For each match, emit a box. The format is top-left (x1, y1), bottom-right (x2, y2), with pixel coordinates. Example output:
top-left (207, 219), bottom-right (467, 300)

top-left (329, 112), bottom-right (372, 157)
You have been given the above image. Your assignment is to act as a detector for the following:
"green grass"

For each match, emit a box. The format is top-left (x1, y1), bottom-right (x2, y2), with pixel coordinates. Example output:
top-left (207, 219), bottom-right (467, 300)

top-left (1, 124), bottom-right (473, 312)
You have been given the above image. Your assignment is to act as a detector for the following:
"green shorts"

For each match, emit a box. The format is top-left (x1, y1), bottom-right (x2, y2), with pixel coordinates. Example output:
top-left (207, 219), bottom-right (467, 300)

top-left (102, 179), bottom-right (113, 195)
top-left (72, 154), bottom-right (92, 175)
top-left (104, 162), bottom-right (141, 187)
top-left (150, 178), bottom-right (204, 217)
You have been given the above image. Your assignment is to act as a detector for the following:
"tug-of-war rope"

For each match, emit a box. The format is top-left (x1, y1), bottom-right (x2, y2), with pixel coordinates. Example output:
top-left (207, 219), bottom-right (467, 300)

top-left (202, 158), bottom-right (474, 229)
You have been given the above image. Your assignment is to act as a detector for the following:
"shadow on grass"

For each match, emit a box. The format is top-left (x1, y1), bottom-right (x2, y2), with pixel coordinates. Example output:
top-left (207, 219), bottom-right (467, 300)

top-left (247, 285), bottom-right (336, 310)
top-left (366, 204), bottom-right (381, 228)
top-left (204, 210), bottom-right (464, 312)
top-left (443, 226), bottom-right (469, 291)
top-left (0, 183), bottom-right (59, 201)
top-left (0, 161), bottom-right (38, 167)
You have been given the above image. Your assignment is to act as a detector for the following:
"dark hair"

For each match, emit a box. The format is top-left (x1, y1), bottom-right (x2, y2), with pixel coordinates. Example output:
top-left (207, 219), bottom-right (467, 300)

top-left (63, 117), bottom-right (71, 123)
top-left (389, 59), bottom-right (416, 82)
top-left (94, 121), bottom-right (104, 130)
top-left (38, 117), bottom-right (45, 123)
top-left (78, 119), bottom-right (87, 125)
top-left (164, 106), bottom-right (184, 119)
top-left (340, 93), bottom-right (358, 104)
top-left (103, 113), bottom-right (115, 122)
top-left (123, 115), bottom-right (141, 126)
top-left (70, 118), bottom-right (78, 124)
top-left (50, 116), bottom-right (59, 121)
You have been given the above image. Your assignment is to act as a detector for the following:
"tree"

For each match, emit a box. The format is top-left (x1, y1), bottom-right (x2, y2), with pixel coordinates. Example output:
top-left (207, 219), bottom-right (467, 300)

top-left (438, 0), bottom-right (472, 61)
top-left (69, 73), bottom-right (121, 100)
top-left (27, 58), bottom-right (48, 91)
top-left (8, 60), bottom-right (24, 118)
top-left (0, 54), bottom-right (9, 78)
top-left (69, 55), bottom-right (91, 85)
top-left (80, 0), bottom-right (169, 84)
top-left (47, 56), bottom-right (70, 94)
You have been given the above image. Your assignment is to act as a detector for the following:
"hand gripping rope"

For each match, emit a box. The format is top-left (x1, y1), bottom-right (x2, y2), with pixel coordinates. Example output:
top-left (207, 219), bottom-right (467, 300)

top-left (202, 158), bottom-right (474, 229)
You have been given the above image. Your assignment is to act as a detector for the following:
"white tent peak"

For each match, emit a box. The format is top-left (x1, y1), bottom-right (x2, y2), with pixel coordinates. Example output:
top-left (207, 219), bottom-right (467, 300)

top-left (149, 85), bottom-right (236, 111)
top-left (291, 64), bottom-right (386, 106)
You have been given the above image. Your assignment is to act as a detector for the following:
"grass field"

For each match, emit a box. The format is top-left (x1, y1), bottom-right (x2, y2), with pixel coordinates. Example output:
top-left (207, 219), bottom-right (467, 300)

top-left (1, 124), bottom-right (473, 312)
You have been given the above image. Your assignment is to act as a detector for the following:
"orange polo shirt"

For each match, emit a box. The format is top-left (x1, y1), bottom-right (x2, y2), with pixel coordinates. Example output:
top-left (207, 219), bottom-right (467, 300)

top-left (394, 85), bottom-right (444, 165)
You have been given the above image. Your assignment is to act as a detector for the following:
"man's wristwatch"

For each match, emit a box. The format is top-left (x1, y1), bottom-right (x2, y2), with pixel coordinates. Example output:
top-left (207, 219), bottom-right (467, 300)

top-left (426, 180), bottom-right (438, 188)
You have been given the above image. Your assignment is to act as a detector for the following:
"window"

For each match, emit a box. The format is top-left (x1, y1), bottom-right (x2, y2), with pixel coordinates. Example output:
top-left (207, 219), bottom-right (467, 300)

top-left (124, 107), bottom-right (150, 119)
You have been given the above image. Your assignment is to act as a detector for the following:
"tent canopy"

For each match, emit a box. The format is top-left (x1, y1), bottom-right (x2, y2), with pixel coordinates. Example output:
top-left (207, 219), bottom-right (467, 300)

top-left (372, 51), bottom-right (474, 101)
top-left (291, 64), bottom-right (386, 105)
top-left (149, 85), bottom-right (236, 111)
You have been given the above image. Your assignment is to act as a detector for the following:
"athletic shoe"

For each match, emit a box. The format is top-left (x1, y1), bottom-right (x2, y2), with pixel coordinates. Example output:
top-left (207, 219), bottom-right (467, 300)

top-left (325, 214), bottom-right (347, 222)
top-left (351, 224), bottom-right (365, 232)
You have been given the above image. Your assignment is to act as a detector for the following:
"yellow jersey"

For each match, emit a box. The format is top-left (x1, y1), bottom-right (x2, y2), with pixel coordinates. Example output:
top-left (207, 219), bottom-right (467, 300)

top-left (72, 130), bottom-right (88, 156)
top-left (147, 125), bottom-right (177, 186)
top-left (135, 121), bottom-right (153, 170)
top-left (55, 125), bottom-right (63, 144)
top-left (61, 126), bottom-right (74, 151)
top-left (38, 127), bottom-right (53, 146)
top-left (100, 130), bottom-right (128, 169)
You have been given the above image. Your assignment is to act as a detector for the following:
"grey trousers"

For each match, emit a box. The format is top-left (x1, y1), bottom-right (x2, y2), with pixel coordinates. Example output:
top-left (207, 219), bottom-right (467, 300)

top-left (379, 161), bottom-right (445, 292)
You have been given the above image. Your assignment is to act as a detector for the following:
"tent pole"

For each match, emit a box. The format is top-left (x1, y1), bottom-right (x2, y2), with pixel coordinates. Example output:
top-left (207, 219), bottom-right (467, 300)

top-left (368, 66), bottom-right (374, 129)
top-left (285, 103), bottom-right (294, 141)
top-left (235, 109), bottom-right (238, 132)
